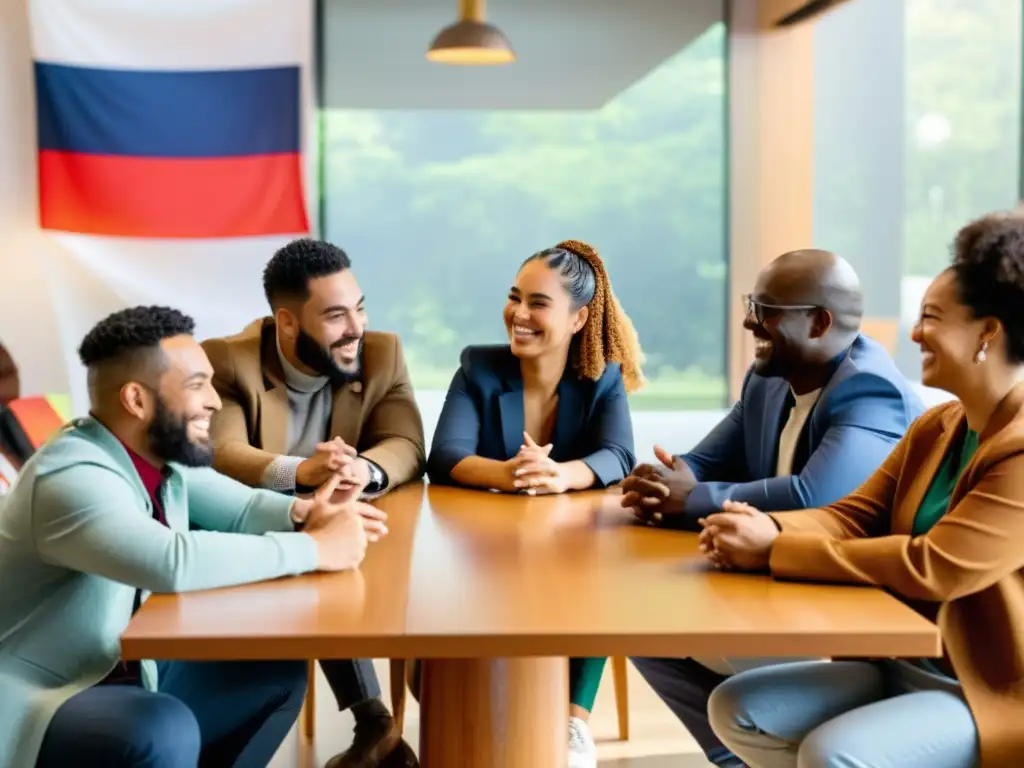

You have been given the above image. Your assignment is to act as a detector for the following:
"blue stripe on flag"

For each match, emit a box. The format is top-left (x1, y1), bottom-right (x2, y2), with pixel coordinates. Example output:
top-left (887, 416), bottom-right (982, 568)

top-left (35, 62), bottom-right (300, 158)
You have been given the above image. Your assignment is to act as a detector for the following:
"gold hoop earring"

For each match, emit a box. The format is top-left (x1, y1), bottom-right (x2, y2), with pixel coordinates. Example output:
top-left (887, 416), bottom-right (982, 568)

top-left (974, 341), bottom-right (989, 364)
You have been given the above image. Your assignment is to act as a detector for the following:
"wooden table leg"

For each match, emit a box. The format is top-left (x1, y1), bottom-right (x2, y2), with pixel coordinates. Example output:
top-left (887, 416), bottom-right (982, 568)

top-left (419, 657), bottom-right (568, 768)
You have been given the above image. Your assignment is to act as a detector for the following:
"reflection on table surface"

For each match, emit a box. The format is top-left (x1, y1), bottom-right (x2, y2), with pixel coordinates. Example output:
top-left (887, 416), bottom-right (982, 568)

top-left (122, 482), bottom-right (940, 661)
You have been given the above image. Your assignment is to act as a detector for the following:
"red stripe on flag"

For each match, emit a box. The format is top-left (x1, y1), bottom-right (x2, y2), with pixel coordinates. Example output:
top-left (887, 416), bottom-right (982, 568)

top-left (38, 151), bottom-right (309, 238)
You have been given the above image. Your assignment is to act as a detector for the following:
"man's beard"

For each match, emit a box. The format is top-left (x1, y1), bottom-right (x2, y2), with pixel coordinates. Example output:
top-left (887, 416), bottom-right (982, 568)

top-left (147, 396), bottom-right (214, 467)
top-left (751, 332), bottom-right (789, 378)
top-left (295, 327), bottom-right (362, 386)
top-left (753, 353), bottom-right (783, 377)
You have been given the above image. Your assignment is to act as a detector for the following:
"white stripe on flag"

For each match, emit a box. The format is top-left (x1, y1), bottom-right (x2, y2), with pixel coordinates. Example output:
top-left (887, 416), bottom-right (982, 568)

top-left (30, 0), bottom-right (307, 69)
top-left (48, 234), bottom-right (297, 415)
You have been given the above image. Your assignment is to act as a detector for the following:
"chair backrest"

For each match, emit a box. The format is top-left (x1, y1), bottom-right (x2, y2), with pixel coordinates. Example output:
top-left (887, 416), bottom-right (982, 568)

top-left (0, 395), bottom-right (71, 464)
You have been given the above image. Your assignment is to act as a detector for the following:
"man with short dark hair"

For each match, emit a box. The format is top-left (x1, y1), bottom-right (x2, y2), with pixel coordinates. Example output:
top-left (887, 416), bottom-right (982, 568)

top-left (621, 250), bottom-right (926, 768)
top-left (203, 239), bottom-right (425, 767)
top-left (0, 306), bottom-right (377, 768)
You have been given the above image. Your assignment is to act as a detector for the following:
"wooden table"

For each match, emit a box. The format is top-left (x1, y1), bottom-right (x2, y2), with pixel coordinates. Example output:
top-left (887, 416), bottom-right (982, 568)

top-left (122, 483), bottom-right (941, 767)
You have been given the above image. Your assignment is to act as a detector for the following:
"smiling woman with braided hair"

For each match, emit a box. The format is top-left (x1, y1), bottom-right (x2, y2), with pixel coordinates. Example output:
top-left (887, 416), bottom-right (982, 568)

top-left (427, 238), bottom-right (645, 767)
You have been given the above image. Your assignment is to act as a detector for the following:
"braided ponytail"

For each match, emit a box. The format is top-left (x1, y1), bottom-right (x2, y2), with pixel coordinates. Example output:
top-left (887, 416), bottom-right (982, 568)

top-left (523, 240), bottom-right (646, 393)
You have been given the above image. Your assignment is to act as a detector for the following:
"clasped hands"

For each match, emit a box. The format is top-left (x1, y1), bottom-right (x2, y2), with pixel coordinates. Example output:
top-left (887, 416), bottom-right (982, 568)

top-left (296, 437), bottom-right (371, 490)
top-left (506, 432), bottom-right (571, 495)
top-left (619, 445), bottom-right (698, 524)
top-left (619, 447), bottom-right (778, 570)
top-left (292, 438), bottom-right (388, 542)
top-left (697, 501), bottom-right (780, 572)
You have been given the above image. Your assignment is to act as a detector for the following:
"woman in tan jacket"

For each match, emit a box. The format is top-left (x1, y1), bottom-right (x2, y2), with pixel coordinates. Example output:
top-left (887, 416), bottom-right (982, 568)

top-left (699, 211), bottom-right (1024, 767)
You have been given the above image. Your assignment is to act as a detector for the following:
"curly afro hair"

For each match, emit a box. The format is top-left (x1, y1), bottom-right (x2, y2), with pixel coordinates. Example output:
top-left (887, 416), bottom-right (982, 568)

top-left (263, 238), bottom-right (351, 308)
top-left (78, 306), bottom-right (195, 368)
top-left (951, 211), bottom-right (1024, 364)
top-left (521, 240), bottom-right (646, 393)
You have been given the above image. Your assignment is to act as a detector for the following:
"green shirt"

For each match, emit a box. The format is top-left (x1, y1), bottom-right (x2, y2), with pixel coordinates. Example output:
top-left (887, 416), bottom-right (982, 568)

top-left (909, 427), bottom-right (978, 679)
top-left (912, 428), bottom-right (979, 536)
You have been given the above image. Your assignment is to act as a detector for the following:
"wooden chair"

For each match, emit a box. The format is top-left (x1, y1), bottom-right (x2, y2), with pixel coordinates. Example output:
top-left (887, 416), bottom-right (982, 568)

top-left (302, 657), bottom-right (630, 741)
top-left (610, 655), bottom-right (630, 741)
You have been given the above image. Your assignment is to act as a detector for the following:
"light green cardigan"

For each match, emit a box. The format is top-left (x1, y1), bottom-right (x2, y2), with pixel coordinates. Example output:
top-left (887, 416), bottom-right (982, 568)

top-left (0, 418), bottom-right (318, 767)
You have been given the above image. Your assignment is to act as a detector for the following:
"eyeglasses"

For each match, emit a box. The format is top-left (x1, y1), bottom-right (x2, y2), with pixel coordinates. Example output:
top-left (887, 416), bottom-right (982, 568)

top-left (741, 294), bottom-right (818, 325)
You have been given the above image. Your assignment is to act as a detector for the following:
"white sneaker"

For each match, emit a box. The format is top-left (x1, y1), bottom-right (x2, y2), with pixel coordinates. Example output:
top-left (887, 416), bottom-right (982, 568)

top-left (568, 716), bottom-right (597, 768)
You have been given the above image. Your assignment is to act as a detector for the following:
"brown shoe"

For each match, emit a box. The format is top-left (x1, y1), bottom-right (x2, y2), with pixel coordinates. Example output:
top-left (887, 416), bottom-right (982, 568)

top-left (324, 716), bottom-right (417, 768)
top-left (381, 739), bottom-right (418, 768)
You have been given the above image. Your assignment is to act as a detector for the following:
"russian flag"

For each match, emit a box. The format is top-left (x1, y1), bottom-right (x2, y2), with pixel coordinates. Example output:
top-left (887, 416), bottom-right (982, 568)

top-left (30, 1), bottom-right (309, 239)
top-left (23, 1), bottom-right (315, 415)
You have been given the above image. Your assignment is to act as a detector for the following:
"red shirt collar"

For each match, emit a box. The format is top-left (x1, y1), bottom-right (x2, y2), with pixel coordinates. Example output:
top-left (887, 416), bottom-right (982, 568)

top-left (117, 439), bottom-right (165, 499)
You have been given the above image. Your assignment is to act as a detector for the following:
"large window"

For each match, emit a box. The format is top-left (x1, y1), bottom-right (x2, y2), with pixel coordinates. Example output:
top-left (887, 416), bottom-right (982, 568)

top-left (813, 0), bottom-right (1022, 385)
top-left (319, 5), bottom-right (728, 414)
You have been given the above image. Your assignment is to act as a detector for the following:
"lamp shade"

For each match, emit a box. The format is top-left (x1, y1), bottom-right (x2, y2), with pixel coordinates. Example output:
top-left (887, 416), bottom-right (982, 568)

top-left (426, 19), bottom-right (515, 65)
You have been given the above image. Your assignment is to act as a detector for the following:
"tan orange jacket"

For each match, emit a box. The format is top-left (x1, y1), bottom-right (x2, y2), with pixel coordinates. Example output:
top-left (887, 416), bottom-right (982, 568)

top-left (771, 386), bottom-right (1024, 766)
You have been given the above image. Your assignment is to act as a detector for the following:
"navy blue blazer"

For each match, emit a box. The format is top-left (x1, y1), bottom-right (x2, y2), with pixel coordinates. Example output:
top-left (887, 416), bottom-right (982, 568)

top-left (428, 345), bottom-right (636, 488)
top-left (679, 335), bottom-right (925, 526)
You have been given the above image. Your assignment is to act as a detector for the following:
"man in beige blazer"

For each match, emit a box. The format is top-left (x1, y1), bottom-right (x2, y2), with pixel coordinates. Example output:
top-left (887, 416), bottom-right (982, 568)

top-left (203, 238), bottom-right (424, 768)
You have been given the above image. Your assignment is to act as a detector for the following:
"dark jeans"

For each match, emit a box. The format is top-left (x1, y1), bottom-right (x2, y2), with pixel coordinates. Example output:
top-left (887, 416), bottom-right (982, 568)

top-left (36, 660), bottom-right (307, 768)
top-left (320, 657), bottom-right (381, 711)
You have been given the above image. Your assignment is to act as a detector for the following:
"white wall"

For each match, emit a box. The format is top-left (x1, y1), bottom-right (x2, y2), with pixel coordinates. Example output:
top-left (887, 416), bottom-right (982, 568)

top-left (0, 0), bottom-right (71, 397)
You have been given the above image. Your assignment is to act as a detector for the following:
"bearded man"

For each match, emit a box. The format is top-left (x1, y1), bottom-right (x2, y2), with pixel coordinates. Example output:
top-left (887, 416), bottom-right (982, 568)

top-left (202, 238), bottom-right (425, 768)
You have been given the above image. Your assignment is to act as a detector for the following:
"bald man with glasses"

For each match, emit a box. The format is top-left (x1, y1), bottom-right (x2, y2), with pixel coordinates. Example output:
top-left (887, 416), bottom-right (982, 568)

top-left (620, 249), bottom-right (925, 768)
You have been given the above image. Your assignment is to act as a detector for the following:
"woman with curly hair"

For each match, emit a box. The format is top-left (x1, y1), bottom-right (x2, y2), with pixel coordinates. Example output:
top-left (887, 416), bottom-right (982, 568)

top-left (426, 239), bottom-right (645, 767)
top-left (699, 211), bottom-right (1024, 767)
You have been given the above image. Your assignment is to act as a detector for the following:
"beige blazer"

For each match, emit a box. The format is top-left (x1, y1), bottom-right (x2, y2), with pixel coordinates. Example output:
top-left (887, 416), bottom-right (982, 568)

top-left (202, 318), bottom-right (425, 490)
top-left (770, 385), bottom-right (1024, 766)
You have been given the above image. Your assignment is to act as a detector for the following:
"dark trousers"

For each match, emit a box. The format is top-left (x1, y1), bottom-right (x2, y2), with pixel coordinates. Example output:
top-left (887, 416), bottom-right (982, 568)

top-left (320, 657), bottom-right (381, 710)
top-left (36, 660), bottom-right (307, 768)
top-left (631, 656), bottom-right (744, 767)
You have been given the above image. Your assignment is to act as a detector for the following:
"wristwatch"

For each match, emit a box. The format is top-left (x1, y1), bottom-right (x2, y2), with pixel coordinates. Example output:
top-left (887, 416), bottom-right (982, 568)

top-left (362, 457), bottom-right (386, 493)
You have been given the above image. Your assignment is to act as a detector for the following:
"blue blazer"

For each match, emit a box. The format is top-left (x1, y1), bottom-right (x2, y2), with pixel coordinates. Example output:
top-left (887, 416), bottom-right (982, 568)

top-left (428, 345), bottom-right (635, 488)
top-left (679, 335), bottom-right (925, 527)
